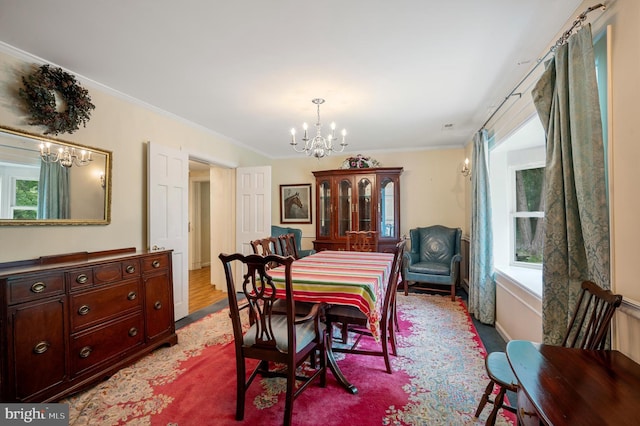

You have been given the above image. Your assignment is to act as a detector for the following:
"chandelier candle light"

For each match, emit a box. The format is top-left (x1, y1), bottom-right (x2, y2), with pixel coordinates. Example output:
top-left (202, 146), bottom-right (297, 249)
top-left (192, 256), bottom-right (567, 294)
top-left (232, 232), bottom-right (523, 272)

top-left (40, 142), bottom-right (92, 168)
top-left (290, 98), bottom-right (347, 158)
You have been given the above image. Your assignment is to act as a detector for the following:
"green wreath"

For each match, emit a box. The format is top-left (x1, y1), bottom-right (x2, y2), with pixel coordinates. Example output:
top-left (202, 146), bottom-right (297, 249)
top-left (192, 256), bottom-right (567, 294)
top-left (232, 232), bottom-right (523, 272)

top-left (19, 64), bottom-right (95, 135)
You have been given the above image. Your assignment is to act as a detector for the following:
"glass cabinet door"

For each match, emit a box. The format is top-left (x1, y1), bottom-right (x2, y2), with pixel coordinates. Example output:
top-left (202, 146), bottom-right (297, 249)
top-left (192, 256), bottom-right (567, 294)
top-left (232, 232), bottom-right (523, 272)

top-left (318, 179), bottom-right (331, 237)
top-left (357, 177), bottom-right (373, 231)
top-left (338, 178), bottom-right (352, 237)
top-left (379, 178), bottom-right (396, 238)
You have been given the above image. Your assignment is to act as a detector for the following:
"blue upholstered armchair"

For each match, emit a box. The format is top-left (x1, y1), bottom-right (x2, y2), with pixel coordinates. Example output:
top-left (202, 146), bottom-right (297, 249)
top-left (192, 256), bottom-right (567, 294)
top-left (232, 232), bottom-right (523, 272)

top-left (271, 225), bottom-right (316, 258)
top-left (402, 225), bottom-right (462, 301)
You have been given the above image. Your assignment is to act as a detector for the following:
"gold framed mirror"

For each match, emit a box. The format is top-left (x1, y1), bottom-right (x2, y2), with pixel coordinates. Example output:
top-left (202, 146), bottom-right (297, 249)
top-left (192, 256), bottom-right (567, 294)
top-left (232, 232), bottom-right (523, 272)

top-left (0, 125), bottom-right (111, 225)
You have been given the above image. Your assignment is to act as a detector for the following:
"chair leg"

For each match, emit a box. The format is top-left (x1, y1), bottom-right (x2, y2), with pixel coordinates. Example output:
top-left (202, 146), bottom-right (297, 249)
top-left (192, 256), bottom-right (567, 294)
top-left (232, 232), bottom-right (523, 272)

top-left (393, 288), bottom-right (400, 332)
top-left (283, 365), bottom-right (296, 426)
top-left (309, 349), bottom-right (317, 368)
top-left (235, 359), bottom-right (246, 420)
top-left (474, 379), bottom-right (495, 418)
top-left (340, 322), bottom-right (349, 343)
top-left (486, 386), bottom-right (507, 426)
top-left (319, 331), bottom-right (327, 387)
top-left (388, 305), bottom-right (398, 357)
top-left (450, 283), bottom-right (455, 301)
top-left (381, 322), bottom-right (392, 374)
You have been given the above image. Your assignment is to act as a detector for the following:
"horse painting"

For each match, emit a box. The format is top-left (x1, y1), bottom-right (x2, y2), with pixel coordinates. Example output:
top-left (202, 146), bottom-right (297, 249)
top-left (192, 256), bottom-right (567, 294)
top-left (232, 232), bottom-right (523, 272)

top-left (280, 185), bottom-right (311, 222)
top-left (285, 192), bottom-right (303, 217)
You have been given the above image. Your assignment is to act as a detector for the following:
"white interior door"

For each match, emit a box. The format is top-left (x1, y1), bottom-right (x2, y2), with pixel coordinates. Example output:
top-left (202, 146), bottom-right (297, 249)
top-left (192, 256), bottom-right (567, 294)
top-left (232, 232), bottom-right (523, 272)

top-left (235, 166), bottom-right (271, 291)
top-left (148, 142), bottom-right (189, 321)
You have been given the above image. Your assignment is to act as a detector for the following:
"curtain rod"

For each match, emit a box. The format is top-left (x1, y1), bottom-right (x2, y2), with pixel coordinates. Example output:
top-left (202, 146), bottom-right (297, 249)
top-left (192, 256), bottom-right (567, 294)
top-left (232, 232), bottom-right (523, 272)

top-left (477, 3), bottom-right (606, 133)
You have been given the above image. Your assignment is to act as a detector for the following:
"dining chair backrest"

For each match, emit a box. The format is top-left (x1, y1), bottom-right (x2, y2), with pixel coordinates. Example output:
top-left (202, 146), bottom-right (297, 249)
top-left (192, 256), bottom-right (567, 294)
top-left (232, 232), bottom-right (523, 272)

top-left (383, 239), bottom-right (406, 319)
top-left (220, 252), bottom-right (295, 351)
top-left (250, 237), bottom-right (278, 256)
top-left (561, 280), bottom-right (623, 350)
top-left (346, 230), bottom-right (379, 252)
top-left (278, 233), bottom-right (300, 259)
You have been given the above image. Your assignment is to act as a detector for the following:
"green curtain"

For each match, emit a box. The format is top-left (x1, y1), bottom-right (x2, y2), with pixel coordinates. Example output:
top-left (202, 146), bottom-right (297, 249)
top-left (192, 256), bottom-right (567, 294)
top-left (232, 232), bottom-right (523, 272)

top-left (532, 25), bottom-right (610, 345)
top-left (37, 161), bottom-right (70, 219)
top-left (469, 129), bottom-right (495, 325)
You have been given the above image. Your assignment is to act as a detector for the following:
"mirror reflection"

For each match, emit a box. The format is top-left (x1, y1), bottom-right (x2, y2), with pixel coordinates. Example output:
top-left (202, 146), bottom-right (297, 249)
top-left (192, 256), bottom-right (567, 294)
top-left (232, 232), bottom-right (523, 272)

top-left (0, 126), bottom-right (111, 225)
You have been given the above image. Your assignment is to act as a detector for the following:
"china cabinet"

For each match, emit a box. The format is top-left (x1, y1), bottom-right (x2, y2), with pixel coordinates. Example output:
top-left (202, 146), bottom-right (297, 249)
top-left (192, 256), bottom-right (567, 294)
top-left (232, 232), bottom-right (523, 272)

top-left (0, 248), bottom-right (177, 402)
top-left (313, 167), bottom-right (402, 252)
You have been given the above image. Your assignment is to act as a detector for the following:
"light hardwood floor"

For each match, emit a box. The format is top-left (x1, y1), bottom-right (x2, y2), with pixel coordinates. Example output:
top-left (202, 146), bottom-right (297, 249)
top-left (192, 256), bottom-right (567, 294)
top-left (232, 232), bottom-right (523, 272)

top-left (189, 266), bottom-right (226, 313)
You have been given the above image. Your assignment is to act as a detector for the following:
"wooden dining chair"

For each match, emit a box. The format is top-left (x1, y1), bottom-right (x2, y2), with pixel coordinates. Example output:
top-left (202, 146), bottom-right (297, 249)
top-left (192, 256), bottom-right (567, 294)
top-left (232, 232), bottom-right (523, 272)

top-left (250, 237), bottom-right (278, 256)
top-left (346, 230), bottom-right (379, 252)
top-left (324, 239), bottom-right (406, 374)
top-left (474, 280), bottom-right (623, 426)
top-left (219, 252), bottom-right (327, 426)
top-left (278, 233), bottom-right (300, 259)
top-left (250, 237), bottom-right (281, 269)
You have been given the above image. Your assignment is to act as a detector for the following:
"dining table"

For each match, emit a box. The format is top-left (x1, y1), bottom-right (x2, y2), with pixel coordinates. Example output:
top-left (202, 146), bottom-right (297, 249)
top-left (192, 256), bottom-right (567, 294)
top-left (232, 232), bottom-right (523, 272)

top-left (268, 249), bottom-right (395, 394)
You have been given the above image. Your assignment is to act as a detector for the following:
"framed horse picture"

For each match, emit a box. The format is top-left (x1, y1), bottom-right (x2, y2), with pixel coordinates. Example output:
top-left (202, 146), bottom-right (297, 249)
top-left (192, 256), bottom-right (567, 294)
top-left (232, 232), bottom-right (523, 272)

top-left (279, 183), bottom-right (312, 223)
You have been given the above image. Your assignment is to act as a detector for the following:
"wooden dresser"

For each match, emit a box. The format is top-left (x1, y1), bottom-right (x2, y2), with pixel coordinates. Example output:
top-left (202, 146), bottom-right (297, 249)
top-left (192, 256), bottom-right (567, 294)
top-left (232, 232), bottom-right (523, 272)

top-left (0, 248), bottom-right (178, 402)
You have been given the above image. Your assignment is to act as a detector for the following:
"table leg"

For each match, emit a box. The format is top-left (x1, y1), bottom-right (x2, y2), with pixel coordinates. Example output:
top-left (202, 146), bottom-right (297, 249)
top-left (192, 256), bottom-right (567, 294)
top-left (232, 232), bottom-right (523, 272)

top-left (326, 325), bottom-right (358, 394)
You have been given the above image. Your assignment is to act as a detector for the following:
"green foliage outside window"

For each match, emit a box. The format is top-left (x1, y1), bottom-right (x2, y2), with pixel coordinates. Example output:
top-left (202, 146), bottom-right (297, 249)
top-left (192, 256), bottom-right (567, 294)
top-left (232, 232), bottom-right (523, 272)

top-left (515, 168), bottom-right (545, 264)
top-left (13, 179), bottom-right (38, 219)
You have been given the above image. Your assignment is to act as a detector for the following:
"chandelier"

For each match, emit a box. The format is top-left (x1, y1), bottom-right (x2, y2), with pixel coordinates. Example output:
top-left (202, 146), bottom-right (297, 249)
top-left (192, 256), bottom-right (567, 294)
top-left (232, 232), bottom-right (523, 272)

top-left (290, 98), bottom-right (347, 158)
top-left (39, 142), bottom-right (92, 168)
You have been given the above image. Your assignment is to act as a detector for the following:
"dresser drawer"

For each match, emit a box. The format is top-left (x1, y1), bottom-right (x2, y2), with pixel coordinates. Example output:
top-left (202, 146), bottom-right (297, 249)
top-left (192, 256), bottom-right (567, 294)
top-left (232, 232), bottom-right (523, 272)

top-left (142, 253), bottom-right (170, 272)
top-left (68, 268), bottom-right (94, 289)
top-left (7, 272), bottom-right (65, 304)
top-left (93, 262), bottom-right (123, 285)
top-left (70, 279), bottom-right (142, 331)
top-left (70, 312), bottom-right (144, 377)
top-left (121, 259), bottom-right (141, 278)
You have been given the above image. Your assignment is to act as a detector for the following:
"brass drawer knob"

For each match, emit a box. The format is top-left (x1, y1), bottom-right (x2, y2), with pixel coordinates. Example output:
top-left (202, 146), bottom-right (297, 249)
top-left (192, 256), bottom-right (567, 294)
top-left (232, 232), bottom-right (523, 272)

top-left (79, 346), bottom-right (92, 359)
top-left (31, 281), bottom-right (46, 293)
top-left (33, 341), bottom-right (50, 354)
top-left (78, 305), bottom-right (91, 316)
top-left (152, 260), bottom-right (161, 268)
top-left (76, 274), bottom-right (89, 284)
top-left (128, 327), bottom-right (138, 337)
top-left (154, 301), bottom-right (162, 310)
top-left (127, 291), bottom-right (137, 301)
top-left (125, 265), bottom-right (136, 274)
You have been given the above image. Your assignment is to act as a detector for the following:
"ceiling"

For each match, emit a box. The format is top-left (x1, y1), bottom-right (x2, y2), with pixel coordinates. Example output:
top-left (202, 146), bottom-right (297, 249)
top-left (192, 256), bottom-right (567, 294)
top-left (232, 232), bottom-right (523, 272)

top-left (0, 1), bottom-right (583, 159)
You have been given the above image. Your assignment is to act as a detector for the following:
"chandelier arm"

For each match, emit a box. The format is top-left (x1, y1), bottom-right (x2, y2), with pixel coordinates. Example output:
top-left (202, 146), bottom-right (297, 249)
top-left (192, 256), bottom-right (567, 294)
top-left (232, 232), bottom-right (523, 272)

top-left (290, 98), bottom-right (346, 158)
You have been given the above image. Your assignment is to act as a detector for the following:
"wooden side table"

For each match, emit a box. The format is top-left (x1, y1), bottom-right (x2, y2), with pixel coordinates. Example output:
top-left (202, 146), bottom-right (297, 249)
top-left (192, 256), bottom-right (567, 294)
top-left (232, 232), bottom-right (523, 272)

top-left (506, 340), bottom-right (640, 425)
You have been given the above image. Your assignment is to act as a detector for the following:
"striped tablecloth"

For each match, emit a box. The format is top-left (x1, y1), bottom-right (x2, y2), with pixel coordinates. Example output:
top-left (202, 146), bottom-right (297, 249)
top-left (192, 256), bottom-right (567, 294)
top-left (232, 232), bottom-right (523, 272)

top-left (269, 250), bottom-right (395, 340)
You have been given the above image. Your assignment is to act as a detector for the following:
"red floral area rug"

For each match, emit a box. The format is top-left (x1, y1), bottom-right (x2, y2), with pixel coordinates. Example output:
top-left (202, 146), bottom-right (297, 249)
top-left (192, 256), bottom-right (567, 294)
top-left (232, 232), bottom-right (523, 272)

top-left (61, 294), bottom-right (515, 425)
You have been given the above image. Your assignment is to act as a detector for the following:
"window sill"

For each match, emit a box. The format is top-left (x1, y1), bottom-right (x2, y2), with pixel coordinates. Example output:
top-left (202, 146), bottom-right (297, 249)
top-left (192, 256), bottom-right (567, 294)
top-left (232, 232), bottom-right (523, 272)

top-left (495, 265), bottom-right (542, 298)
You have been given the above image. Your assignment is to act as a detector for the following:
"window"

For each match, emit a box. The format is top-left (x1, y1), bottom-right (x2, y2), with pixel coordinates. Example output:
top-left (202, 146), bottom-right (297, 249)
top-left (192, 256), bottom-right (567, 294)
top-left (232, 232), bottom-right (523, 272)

top-left (490, 117), bottom-right (545, 294)
top-left (0, 164), bottom-right (40, 219)
top-left (488, 28), bottom-right (608, 297)
top-left (12, 178), bottom-right (39, 219)
top-left (512, 166), bottom-right (544, 266)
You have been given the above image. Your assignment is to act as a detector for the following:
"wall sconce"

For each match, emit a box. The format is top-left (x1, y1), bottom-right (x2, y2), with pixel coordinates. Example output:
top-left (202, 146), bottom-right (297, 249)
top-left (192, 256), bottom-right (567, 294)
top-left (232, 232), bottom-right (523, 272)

top-left (99, 173), bottom-right (105, 188)
top-left (461, 158), bottom-right (471, 178)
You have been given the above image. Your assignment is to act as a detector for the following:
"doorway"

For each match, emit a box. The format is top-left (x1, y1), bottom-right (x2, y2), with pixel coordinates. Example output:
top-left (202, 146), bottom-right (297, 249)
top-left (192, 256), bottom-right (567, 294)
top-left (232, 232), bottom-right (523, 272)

top-left (188, 160), bottom-right (225, 313)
